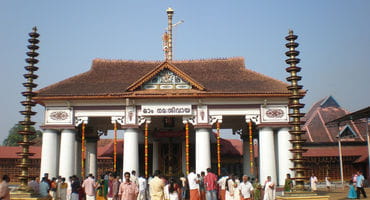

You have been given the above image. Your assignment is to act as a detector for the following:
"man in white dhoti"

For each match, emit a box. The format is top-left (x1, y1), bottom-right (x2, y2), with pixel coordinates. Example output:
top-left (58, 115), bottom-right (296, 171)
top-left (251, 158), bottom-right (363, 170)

top-left (310, 173), bottom-right (318, 192)
top-left (137, 176), bottom-right (147, 200)
top-left (262, 176), bottom-right (275, 200)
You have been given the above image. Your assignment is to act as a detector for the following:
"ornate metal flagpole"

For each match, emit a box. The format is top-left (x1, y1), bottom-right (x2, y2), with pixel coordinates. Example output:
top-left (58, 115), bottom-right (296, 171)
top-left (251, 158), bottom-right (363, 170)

top-left (17, 27), bottom-right (39, 190)
top-left (285, 30), bottom-right (307, 191)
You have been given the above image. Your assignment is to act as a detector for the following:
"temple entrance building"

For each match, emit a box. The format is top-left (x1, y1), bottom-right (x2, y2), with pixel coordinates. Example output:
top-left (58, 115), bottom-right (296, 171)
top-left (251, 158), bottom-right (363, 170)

top-left (35, 58), bottom-right (292, 185)
top-left (34, 8), bottom-right (293, 186)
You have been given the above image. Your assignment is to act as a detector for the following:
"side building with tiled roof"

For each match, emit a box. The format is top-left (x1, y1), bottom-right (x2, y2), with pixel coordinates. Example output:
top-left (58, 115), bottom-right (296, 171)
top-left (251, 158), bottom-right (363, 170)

top-left (302, 96), bottom-right (368, 181)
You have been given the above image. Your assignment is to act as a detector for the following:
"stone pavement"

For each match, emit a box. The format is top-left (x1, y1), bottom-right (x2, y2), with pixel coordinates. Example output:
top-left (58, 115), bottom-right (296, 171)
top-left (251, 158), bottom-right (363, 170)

top-left (306, 187), bottom-right (369, 200)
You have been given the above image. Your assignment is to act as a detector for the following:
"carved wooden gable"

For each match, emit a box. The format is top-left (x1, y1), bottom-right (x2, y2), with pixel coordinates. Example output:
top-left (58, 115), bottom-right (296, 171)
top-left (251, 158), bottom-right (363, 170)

top-left (126, 62), bottom-right (205, 91)
top-left (142, 69), bottom-right (191, 89)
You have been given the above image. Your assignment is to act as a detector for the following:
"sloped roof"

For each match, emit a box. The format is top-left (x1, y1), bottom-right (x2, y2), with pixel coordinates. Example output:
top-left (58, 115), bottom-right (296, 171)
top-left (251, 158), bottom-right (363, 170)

top-left (303, 96), bottom-right (366, 143)
top-left (327, 106), bottom-right (370, 125)
top-left (36, 57), bottom-right (290, 99)
top-left (0, 146), bottom-right (110, 159)
top-left (0, 146), bottom-right (42, 159)
top-left (304, 146), bottom-right (368, 163)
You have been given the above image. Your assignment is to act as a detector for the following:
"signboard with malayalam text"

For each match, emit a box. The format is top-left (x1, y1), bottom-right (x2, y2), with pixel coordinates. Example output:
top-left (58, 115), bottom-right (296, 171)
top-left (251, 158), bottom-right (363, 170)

top-left (141, 104), bottom-right (192, 116)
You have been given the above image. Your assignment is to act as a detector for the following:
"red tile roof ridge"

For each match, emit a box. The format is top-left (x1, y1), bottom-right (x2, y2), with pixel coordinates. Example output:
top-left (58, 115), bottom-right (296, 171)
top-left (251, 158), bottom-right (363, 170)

top-left (92, 58), bottom-right (162, 64)
top-left (305, 97), bottom-right (326, 117)
top-left (317, 109), bottom-right (334, 142)
top-left (92, 57), bottom-right (244, 64)
top-left (350, 119), bottom-right (365, 141)
top-left (304, 106), bottom-right (322, 142)
top-left (305, 125), bottom-right (314, 142)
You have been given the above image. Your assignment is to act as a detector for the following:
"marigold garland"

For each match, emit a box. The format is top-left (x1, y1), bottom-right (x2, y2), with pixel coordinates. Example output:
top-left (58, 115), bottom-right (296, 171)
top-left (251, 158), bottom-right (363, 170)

top-left (81, 122), bottom-right (85, 178)
top-left (185, 122), bottom-right (189, 174)
top-left (248, 120), bottom-right (254, 175)
top-left (144, 122), bottom-right (149, 178)
top-left (216, 121), bottom-right (221, 176)
top-left (113, 122), bottom-right (117, 172)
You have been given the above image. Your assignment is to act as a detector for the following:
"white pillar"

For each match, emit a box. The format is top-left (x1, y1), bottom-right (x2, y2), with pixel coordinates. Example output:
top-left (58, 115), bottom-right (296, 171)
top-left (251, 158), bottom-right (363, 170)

top-left (123, 128), bottom-right (139, 174)
top-left (152, 141), bottom-right (159, 173)
top-left (195, 128), bottom-right (211, 174)
top-left (182, 141), bottom-right (186, 175)
top-left (59, 129), bottom-right (76, 179)
top-left (259, 127), bottom-right (276, 184)
top-left (277, 128), bottom-right (293, 186)
top-left (86, 139), bottom-right (97, 176)
top-left (75, 139), bottom-right (82, 176)
top-left (40, 129), bottom-right (60, 178)
top-left (242, 139), bottom-right (251, 176)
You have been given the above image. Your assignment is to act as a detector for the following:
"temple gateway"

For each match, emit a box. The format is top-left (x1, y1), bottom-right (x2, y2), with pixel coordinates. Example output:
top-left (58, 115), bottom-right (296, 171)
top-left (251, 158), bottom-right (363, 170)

top-left (35, 8), bottom-right (294, 186)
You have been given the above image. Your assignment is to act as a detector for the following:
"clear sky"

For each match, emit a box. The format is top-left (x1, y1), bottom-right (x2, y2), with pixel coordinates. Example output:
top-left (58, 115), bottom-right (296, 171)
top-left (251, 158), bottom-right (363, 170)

top-left (0, 0), bottom-right (369, 143)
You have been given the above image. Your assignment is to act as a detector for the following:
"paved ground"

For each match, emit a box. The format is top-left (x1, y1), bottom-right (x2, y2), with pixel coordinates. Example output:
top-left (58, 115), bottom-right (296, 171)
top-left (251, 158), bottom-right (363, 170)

top-left (277, 187), bottom-right (370, 200)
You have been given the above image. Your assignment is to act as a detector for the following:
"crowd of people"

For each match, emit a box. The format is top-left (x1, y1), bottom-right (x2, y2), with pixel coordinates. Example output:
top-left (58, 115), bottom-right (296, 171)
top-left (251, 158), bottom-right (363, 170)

top-left (348, 170), bottom-right (367, 199)
top-left (3, 169), bottom-right (339, 200)
top-left (0, 168), bottom-right (275, 200)
top-left (309, 170), bottom-right (368, 199)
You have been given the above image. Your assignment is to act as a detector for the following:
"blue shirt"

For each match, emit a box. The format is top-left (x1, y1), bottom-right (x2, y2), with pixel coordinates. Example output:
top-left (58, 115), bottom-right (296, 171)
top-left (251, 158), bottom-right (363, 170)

top-left (39, 181), bottom-right (50, 197)
top-left (356, 175), bottom-right (365, 188)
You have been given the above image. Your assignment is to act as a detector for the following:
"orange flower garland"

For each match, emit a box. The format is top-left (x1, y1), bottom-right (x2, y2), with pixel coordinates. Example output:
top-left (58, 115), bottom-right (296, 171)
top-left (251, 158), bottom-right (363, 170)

top-left (144, 122), bottom-right (149, 178)
top-left (113, 122), bottom-right (117, 172)
top-left (81, 122), bottom-right (85, 178)
top-left (248, 120), bottom-right (254, 175)
top-left (216, 121), bottom-right (221, 176)
top-left (185, 122), bottom-right (189, 174)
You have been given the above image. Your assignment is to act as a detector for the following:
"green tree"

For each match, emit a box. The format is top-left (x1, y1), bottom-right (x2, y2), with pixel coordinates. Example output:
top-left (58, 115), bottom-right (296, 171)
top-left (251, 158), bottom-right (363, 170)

top-left (2, 124), bottom-right (42, 146)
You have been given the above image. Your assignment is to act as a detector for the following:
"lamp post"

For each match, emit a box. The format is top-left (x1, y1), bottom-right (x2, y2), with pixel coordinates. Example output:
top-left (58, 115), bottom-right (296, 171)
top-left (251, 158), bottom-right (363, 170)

top-left (366, 118), bottom-right (370, 180)
top-left (336, 133), bottom-right (344, 188)
top-left (336, 123), bottom-right (357, 189)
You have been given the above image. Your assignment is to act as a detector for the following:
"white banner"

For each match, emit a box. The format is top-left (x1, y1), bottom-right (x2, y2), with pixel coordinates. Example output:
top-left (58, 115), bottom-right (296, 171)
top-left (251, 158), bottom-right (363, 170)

top-left (141, 105), bottom-right (192, 116)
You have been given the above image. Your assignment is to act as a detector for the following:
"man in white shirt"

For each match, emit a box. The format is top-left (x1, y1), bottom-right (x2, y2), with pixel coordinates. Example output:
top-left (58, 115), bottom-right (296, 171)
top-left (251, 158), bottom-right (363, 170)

top-left (137, 176), bottom-right (147, 200)
top-left (131, 170), bottom-right (139, 186)
top-left (310, 173), bottom-right (318, 192)
top-left (187, 169), bottom-right (200, 200)
top-left (217, 175), bottom-right (228, 200)
top-left (239, 175), bottom-right (253, 200)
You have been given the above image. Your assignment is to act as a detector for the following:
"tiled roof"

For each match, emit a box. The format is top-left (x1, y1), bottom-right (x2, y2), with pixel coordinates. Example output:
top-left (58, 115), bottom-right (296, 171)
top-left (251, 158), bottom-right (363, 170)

top-left (221, 139), bottom-right (242, 155)
top-left (304, 146), bottom-right (368, 163)
top-left (0, 146), bottom-right (42, 159)
top-left (36, 58), bottom-right (290, 98)
top-left (303, 96), bottom-right (366, 143)
top-left (0, 144), bottom-right (113, 159)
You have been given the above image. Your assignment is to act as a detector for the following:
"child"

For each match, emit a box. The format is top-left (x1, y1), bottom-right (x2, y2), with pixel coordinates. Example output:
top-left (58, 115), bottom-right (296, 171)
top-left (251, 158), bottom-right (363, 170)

top-left (347, 180), bottom-right (357, 199)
